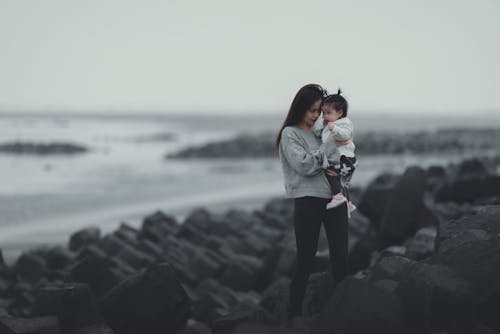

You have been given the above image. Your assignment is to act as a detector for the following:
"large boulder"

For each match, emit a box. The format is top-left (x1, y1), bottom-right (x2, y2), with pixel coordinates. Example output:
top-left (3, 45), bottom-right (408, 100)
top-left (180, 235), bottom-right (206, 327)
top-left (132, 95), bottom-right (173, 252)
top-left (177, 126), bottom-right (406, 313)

top-left (315, 277), bottom-right (405, 334)
top-left (357, 173), bottom-right (400, 229)
top-left (68, 248), bottom-right (126, 298)
top-left (404, 226), bottom-right (438, 260)
top-left (192, 279), bottom-right (239, 325)
top-left (455, 158), bottom-right (490, 179)
top-left (211, 300), bottom-right (278, 334)
top-left (435, 176), bottom-right (500, 203)
top-left (32, 283), bottom-right (100, 332)
top-left (433, 236), bottom-right (500, 331)
top-left (0, 249), bottom-right (5, 269)
top-left (302, 271), bottom-right (335, 317)
top-left (396, 262), bottom-right (477, 333)
top-left (139, 211), bottom-right (179, 243)
top-left (100, 263), bottom-right (191, 334)
top-left (69, 227), bottom-right (101, 252)
top-left (368, 255), bottom-right (415, 283)
top-left (0, 316), bottom-right (60, 334)
top-left (438, 205), bottom-right (500, 253)
top-left (379, 167), bottom-right (438, 246)
top-left (258, 277), bottom-right (290, 323)
top-left (13, 252), bottom-right (47, 284)
top-left (218, 252), bottom-right (264, 292)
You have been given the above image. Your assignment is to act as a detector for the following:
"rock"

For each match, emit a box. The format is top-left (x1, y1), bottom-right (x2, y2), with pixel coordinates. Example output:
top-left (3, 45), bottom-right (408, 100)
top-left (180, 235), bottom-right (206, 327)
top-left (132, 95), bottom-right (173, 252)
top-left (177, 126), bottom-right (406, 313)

top-left (100, 263), bottom-right (191, 334)
top-left (303, 272), bottom-right (335, 317)
top-left (380, 167), bottom-right (437, 246)
top-left (404, 226), bottom-right (438, 260)
top-left (262, 198), bottom-right (294, 220)
top-left (43, 246), bottom-right (74, 271)
top-left (192, 279), bottom-right (239, 325)
top-left (13, 252), bottom-right (47, 284)
top-left (315, 277), bottom-right (405, 334)
top-left (114, 243), bottom-right (156, 271)
top-left (258, 277), bottom-right (290, 323)
top-left (455, 158), bottom-right (490, 179)
top-left (0, 315), bottom-right (60, 334)
top-left (396, 262), bottom-right (477, 333)
top-left (69, 227), bottom-right (101, 253)
top-left (139, 211), bottom-right (179, 243)
top-left (432, 237), bottom-right (500, 331)
top-left (67, 322), bottom-right (116, 334)
top-left (32, 283), bottom-right (100, 332)
top-left (435, 176), bottom-right (500, 203)
top-left (439, 206), bottom-right (500, 244)
top-left (253, 210), bottom-right (289, 232)
top-left (211, 300), bottom-right (278, 333)
top-left (178, 208), bottom-right (214, 244)
top-left (438, 229), bottom-right (492, 254)
top-left (357, 173), bottom-right (400, 229)
top-left (95, 234), bottom-right (128, 257)
top-left (0, 249), bottom-right (5, 269)
top-left (167, 133), bottom-right (276, 159)
top-left (0, 141), bottom-right (88, 155)
top-left (218, 252), bottom-right (264, 292)
top-left (177, 319), bottom-right (212, 334)
top-left (368, 255), bottom-right (415, 283)
top-left (135, 239), bottom-right (165, 260)
top-left (374, 279), bottom-right (399, 294)
top-left (113, 223), bottom-right (140, 247)
top-left (347, 227), bottom-right (379, 274)
top-left (68, 249), bottom-right (122, 298)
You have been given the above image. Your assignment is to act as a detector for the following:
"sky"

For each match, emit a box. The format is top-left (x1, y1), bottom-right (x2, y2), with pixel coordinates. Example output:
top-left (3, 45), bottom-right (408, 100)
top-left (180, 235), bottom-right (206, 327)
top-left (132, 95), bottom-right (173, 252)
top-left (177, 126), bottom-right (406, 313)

top-left (1, 0), bottom-right (499, 115)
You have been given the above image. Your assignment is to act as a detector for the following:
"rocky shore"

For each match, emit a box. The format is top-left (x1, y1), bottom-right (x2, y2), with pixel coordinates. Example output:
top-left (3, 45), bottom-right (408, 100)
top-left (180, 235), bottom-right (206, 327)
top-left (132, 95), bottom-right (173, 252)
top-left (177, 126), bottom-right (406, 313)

top-left (167, 128), bottom-right (500, 159)
top-left (0, 141), bottom-right (88, 155)
top-left (1, 157), bottom-right (500, 333)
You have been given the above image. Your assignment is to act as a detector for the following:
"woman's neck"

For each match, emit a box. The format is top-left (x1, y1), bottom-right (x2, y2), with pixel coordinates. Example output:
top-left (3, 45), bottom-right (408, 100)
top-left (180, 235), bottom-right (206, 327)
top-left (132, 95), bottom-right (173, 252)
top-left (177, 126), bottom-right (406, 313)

top-left (297, 122), bottom-right (312, 131)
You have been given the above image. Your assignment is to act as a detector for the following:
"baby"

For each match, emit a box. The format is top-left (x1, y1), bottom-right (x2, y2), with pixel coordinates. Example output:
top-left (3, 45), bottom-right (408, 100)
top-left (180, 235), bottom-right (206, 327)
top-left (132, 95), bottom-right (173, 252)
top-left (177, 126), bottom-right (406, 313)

top-left (313, 89), bottom-right (357, 213)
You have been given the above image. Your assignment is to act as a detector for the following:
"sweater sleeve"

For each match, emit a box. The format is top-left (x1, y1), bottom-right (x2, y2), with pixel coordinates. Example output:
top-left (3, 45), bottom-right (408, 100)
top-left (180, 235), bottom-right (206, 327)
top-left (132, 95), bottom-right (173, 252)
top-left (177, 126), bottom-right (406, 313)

top-left (331, 119), bottom-right (353, 141)
top-left (312, 115), bottom-right (325, 137)
top-left (280, 128), bottom-right (338, 175)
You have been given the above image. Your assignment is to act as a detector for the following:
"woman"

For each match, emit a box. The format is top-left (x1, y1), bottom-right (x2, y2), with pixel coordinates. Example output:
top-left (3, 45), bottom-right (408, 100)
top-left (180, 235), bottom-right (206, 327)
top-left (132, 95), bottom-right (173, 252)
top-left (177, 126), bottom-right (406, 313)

top-left (276, 83), bottom-right (349, 319)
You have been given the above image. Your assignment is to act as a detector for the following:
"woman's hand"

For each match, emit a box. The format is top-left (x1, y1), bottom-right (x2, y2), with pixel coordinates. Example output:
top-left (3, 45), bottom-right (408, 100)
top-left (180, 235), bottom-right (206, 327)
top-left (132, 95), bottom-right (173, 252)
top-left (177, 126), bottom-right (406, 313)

top-left (325, 169), bottom-right (339, 177)
top-left (331, 136), bottom-right (349, 146)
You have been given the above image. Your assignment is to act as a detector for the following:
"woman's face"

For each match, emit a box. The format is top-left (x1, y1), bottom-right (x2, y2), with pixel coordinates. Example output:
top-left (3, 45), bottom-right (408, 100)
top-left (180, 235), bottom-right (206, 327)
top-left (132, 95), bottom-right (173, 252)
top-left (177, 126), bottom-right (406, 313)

top-left (300, 99), bottom-right (321, 128)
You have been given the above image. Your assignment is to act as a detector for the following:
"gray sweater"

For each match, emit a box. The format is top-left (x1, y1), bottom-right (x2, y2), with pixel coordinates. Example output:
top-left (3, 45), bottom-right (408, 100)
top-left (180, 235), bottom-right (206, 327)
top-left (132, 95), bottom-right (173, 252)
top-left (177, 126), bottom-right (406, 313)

top-left (278, 126), bottom-right (339, 199)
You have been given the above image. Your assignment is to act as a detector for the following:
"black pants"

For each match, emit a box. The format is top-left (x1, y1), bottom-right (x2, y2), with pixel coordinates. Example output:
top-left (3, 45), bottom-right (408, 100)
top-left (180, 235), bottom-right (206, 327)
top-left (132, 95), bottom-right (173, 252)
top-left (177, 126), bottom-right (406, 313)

top-left (326, 155), bottom-right (357, 197)
top-left (288, 196), bottom-right (349, 317)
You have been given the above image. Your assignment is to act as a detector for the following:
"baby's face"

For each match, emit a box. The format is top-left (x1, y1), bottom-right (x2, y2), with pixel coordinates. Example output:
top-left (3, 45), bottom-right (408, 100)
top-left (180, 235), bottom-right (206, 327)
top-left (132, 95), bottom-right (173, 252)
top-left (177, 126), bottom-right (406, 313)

top-left (322, 104), bottom-right (343, 122)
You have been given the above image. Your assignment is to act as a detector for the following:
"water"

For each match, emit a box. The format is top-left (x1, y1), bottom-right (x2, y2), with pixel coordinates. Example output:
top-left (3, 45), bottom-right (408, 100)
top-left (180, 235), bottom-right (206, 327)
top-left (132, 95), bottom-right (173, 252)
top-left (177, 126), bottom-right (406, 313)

top-left (0, 111), bottom-right (499, 263)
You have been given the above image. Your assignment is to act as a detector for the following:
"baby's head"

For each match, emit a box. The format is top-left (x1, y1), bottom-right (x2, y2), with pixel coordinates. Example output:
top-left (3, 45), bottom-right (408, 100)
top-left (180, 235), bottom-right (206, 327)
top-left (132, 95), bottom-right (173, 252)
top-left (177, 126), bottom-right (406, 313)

top-left (321, 89), bottom-right (348, 122)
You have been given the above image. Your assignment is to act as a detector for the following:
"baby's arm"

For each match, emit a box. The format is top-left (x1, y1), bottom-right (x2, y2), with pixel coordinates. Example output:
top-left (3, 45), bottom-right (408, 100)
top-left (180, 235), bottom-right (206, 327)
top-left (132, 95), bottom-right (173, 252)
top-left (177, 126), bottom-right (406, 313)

top-left (331, 119), bottom-right (353, 141)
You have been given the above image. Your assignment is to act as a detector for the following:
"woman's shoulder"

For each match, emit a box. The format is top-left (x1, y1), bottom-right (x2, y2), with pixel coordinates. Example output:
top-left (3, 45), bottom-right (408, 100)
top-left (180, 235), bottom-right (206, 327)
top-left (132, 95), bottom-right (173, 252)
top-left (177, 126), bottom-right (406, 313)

top-left (282, 126), bottom-right (300, 137)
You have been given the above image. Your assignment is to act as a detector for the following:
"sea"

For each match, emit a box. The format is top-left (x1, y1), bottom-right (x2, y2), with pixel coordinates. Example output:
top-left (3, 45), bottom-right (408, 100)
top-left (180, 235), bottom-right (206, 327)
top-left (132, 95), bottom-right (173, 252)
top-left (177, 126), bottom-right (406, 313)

top-left (1, 111), bottom-right (499, 263)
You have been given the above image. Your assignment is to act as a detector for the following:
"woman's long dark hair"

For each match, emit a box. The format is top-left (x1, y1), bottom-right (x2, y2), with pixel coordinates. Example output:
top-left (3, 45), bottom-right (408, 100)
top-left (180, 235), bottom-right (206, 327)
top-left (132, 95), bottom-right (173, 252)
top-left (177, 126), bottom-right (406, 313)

top-left (275, 84), bottom-right (327, 148)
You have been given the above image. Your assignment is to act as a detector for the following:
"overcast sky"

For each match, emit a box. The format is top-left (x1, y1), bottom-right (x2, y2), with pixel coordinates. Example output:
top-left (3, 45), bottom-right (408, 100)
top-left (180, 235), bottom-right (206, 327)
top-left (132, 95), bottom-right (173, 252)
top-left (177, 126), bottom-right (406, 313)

top-left (1, 0), bottom-right (499, 114)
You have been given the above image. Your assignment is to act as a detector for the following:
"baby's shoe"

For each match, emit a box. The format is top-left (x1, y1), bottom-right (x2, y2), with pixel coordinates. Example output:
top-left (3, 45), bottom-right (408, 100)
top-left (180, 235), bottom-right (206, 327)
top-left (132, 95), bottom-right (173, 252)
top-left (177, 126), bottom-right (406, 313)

top-left (326, 193), bottom-right (347, 210)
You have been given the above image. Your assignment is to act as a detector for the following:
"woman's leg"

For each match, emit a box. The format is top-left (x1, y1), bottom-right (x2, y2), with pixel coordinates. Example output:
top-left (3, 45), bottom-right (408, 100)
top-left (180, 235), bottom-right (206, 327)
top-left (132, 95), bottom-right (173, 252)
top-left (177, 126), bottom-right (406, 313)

top-left (288, 196), bottom-right (327, 317)
top-left (323, 202), bottom-right (349, 287)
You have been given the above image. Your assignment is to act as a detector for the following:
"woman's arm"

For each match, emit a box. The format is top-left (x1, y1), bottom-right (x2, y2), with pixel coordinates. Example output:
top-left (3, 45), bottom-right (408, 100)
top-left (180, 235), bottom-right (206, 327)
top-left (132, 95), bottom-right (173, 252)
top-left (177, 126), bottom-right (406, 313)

top-left (312, 115), bottom-right (325, 137)
top-left (280, 129), bottom-right (338, 176)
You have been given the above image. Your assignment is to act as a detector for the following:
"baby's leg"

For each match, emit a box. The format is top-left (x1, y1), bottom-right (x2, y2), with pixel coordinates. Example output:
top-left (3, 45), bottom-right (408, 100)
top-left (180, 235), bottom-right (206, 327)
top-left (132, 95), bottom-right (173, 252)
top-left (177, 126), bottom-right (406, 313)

top-left (325, 167), bottom-right (342, 194)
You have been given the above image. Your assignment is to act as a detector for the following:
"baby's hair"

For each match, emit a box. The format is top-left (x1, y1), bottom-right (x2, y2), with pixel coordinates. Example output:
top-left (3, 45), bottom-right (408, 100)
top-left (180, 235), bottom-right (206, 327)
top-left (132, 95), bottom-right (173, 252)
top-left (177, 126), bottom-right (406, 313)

top-left (322, 88), bottom-right (348, 118)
